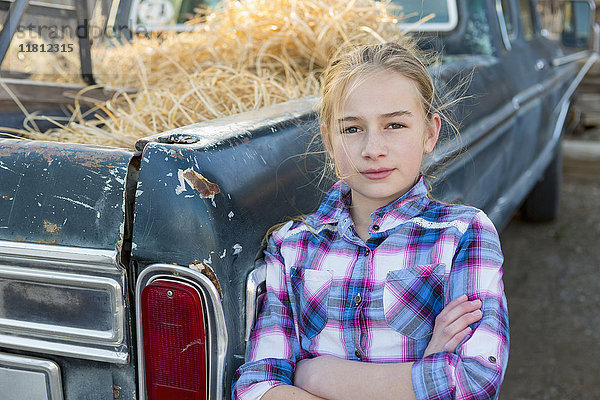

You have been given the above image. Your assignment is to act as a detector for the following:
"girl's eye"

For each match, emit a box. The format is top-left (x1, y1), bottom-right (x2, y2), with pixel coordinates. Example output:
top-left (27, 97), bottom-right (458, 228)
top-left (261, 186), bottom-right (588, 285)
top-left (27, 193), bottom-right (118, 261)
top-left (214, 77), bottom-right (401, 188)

top-left (387, 123), bottom-right (406, 129)
top-left (342, 126), bottom-right (361, 134)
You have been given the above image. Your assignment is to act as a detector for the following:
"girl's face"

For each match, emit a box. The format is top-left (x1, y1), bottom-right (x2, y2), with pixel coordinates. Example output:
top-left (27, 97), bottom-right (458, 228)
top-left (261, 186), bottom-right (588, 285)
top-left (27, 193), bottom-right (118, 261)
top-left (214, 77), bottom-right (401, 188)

top-left (327, 70), bottom-right (440, 213)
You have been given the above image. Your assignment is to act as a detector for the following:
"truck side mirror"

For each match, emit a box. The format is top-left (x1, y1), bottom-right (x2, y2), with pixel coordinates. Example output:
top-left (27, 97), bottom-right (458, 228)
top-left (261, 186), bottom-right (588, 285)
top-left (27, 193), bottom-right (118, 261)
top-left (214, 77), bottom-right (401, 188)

top-left (561, 0), bottom-right (596, 49)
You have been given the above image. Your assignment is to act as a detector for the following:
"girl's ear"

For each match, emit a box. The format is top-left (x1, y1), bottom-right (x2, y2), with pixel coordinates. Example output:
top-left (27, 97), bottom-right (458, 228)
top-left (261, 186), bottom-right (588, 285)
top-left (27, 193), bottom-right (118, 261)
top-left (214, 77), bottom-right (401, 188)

top-left (423, 113), bottom-right (441, 154)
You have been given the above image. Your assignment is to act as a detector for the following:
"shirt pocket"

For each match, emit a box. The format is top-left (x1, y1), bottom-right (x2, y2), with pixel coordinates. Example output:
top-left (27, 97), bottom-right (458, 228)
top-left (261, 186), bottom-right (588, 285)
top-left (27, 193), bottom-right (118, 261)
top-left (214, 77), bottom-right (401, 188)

top-left (290, 266), bottom-right (333, 339)
top-left (383, 263), bottom-right (446, 340)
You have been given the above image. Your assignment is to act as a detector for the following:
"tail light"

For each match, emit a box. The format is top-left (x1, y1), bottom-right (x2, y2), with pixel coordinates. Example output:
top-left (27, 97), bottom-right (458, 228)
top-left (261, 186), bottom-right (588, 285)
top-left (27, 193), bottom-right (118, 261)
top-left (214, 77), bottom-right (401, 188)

top-left (141, 279), bottom-right (207, 400)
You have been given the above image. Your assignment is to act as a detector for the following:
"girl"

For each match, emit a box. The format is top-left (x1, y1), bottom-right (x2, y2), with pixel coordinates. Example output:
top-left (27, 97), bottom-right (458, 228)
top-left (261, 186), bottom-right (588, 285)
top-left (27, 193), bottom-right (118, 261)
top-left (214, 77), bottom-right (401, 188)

top-left (233, 42), bottom-right (509, 400)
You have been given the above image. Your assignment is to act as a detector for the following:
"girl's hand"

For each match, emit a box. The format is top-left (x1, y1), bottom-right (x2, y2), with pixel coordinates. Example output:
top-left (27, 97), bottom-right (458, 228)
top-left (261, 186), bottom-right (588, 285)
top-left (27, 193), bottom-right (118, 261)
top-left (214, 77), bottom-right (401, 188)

top-left (424, 294), bottom-right (482, 357)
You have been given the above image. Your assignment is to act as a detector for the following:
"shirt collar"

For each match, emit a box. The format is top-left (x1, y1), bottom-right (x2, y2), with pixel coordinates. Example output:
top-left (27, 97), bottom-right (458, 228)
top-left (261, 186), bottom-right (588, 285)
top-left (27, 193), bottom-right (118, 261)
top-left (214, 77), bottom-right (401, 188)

top-left (308, 176), bottom-right (430, 232)
top-left (307, 179), bottom-right (350, 227)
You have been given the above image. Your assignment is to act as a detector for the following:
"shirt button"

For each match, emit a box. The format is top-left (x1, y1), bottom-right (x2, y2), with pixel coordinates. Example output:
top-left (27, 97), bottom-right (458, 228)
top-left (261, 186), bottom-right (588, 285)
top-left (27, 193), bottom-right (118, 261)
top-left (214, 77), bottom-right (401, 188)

top-left (354, 293), bottom-right (362, 305)
top-left (355, 349), bottom-right (362, 359)
top-left (364, 248), bottom-right (370, 256)
top-left (372, 224), bottom-right (380, 231)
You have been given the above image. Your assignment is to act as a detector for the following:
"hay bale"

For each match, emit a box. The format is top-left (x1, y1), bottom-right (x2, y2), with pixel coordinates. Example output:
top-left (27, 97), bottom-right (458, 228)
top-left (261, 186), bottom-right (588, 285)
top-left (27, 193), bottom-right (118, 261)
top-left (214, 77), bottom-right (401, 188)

top-left (2, 0), bottom-right (415, 148)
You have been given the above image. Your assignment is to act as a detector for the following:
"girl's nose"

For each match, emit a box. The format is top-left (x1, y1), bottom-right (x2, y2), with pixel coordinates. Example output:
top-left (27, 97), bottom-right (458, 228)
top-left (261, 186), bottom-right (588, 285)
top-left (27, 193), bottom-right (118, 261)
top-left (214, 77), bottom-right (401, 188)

top-left (361, 129), bottom-right (388, 159)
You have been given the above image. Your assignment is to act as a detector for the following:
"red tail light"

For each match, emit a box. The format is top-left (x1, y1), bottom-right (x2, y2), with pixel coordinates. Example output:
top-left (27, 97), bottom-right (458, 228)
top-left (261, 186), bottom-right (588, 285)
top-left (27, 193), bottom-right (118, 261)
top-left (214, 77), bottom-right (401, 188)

top-left (141, 279), bottom-right (207, 400)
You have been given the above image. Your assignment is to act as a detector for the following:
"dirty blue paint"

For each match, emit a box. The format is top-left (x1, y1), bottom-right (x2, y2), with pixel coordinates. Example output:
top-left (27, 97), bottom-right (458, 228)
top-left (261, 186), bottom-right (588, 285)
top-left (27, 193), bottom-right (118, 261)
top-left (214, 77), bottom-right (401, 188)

top-left (0, 140), bottom-right (135, 249)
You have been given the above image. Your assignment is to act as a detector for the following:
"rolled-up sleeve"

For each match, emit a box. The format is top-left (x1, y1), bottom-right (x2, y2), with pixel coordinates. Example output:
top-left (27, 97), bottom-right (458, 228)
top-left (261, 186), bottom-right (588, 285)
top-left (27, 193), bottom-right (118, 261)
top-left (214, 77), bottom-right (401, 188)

top-left (412, 211), bottom-right (510, 400)
top-left (232, 221), bottom-right (300, 400)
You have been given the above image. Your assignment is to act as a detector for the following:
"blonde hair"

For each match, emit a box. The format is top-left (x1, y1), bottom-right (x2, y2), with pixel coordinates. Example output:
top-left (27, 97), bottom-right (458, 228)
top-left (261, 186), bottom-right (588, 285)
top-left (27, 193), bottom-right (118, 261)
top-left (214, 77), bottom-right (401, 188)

top-left (317, 42), bottom-right (443, 178)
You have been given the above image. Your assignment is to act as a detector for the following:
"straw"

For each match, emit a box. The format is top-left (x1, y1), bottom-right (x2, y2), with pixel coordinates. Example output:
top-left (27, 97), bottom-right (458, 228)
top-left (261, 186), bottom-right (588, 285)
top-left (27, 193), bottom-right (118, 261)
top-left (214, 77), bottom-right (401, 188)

top-left (1, 0), bottom-right (413, 148)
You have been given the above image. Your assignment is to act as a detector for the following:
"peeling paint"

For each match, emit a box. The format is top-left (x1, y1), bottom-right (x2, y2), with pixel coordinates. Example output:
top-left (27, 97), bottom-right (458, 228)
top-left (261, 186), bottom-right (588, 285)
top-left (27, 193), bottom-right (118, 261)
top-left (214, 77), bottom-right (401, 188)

top-left (175, 169), bottom-right (187, 195)
top-left (233, 243), bottom-right (242, 255)
top-left (0, 161), bottom-right (16, 173)
top-left (94, 192), bottom-right (107, 222)
top-left (40, 153), bottom-right (53, 163)
top-left (182, 169), bottom-right (220, 198)
top-left (37, 239), bottom-right (58, 244)
top-left (113, 385), bottom-right (121, 400)
top-left (71, 156), bottom-right (108, 168)
top-left (168, 149), bottom-right (184, 160)
top-left (53, 195), bottom-right (94, 210)
top-left (189, 261), bottom-right (223, 300)
top-left (43, 220), bottom-right (62, 234)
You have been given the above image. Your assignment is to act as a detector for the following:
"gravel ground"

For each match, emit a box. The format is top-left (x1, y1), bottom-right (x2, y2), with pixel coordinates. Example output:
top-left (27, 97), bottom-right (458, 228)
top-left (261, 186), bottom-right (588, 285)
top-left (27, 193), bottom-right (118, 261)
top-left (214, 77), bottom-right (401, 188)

top-left (499, 157), bottom-right (600, 399)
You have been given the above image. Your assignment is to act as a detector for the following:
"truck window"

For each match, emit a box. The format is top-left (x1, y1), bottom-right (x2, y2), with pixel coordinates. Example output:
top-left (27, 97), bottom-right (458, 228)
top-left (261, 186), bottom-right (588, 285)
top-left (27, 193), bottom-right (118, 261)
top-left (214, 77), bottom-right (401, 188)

top-left (500, 0), bottom-right (517, 37)
top-left (497, 0), bottom-right (518, 49)
top-left (518, 0), bottom-right (536, 40)
top-left (441, 0), bottom-right (493, 56)
top-left (130, 0), bottom-right (219, 30)
top-left (463, 0), bottom-right (493, 55)
top-left (392, 0), bottom-right (458, 32)
top-left (563, 1), bottom-right (593, 43)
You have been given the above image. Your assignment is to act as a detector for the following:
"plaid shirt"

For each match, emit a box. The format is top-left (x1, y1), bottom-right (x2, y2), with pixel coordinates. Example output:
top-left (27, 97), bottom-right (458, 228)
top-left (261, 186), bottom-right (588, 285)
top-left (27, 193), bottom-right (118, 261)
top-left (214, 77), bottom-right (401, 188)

top-left (232, 177), bottom-right (509, 400)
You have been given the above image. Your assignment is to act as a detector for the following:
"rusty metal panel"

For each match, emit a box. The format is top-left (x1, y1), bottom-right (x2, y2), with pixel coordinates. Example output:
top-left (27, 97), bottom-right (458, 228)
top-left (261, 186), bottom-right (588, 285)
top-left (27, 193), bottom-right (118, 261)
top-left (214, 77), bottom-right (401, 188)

top-left (131, 111), bottom-right (324, 267)
top-left (0, 139), bottom-right (135, 249)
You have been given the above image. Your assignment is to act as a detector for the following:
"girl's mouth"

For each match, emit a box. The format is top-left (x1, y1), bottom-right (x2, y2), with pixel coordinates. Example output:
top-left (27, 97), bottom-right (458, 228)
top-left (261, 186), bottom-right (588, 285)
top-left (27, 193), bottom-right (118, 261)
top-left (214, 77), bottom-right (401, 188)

top-left (361, 168), bottom-right (394, 180)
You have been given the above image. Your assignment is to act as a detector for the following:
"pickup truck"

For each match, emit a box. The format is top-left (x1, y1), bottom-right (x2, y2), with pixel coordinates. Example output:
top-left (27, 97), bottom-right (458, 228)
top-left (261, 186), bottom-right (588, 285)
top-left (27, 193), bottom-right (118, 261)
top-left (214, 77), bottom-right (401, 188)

top-left (0, 0), bottom-right (597, 399)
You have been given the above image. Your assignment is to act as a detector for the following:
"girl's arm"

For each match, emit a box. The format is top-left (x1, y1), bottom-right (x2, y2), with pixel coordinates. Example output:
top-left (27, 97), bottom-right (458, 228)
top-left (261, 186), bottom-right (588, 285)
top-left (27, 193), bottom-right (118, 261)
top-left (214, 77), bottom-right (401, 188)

top-left (411, 211), bottom-right (508, 400)
top-left (262, 385), bottom-right (326, 400)
top-left (293, 295), bottom-right (483, 400)
top-left (295, 357), bottom-right (416, 400)
top-left (232, 222), bottom-right (302, 400)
